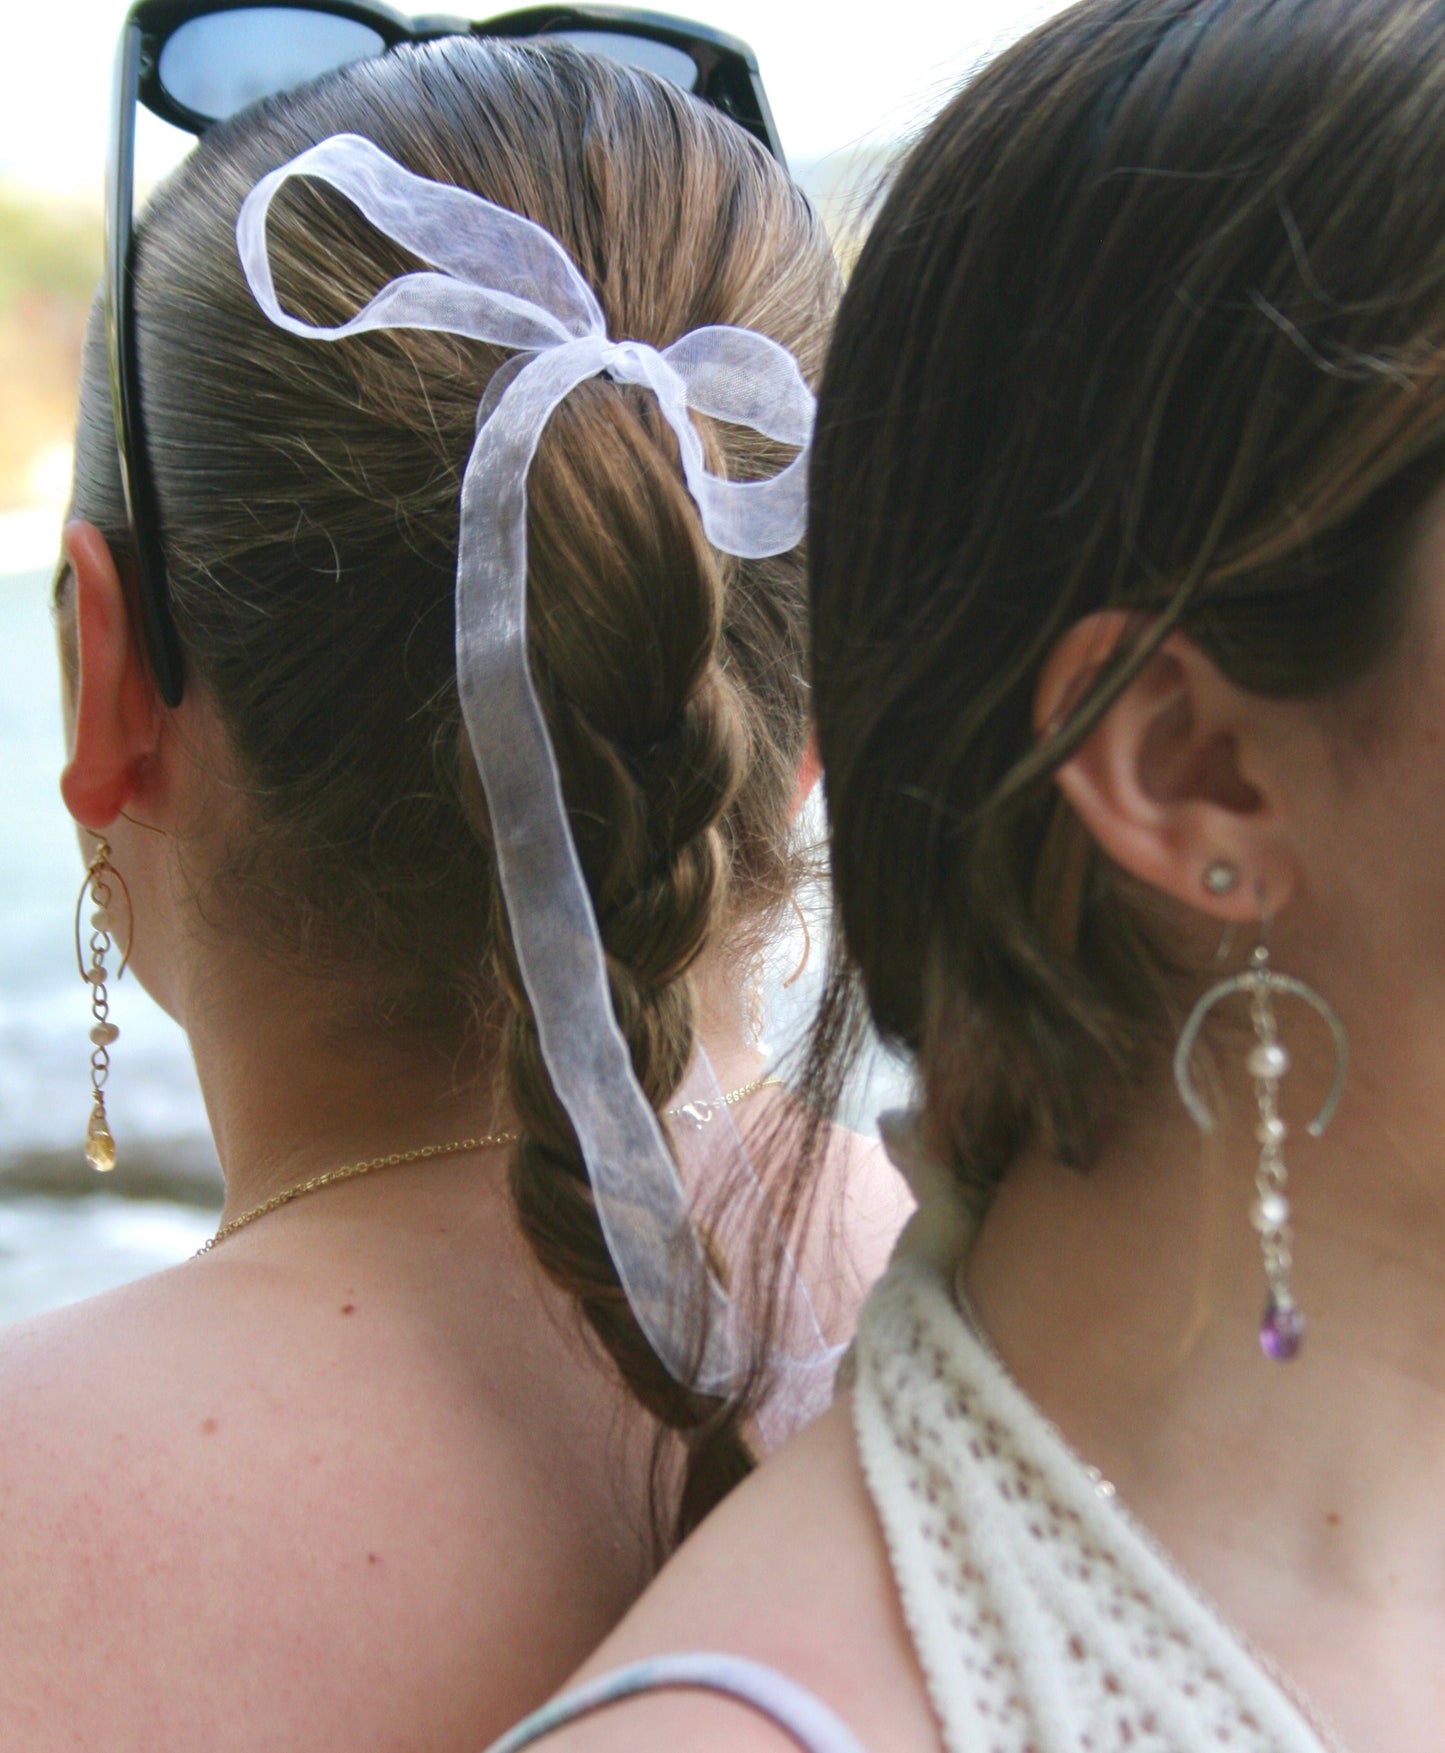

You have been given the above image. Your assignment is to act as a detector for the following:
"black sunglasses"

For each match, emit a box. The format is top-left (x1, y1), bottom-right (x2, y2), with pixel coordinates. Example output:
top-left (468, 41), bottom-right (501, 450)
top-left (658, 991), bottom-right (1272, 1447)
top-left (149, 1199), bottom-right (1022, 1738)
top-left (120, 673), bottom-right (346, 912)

top-left (107, 0), bottom-right (785, 705)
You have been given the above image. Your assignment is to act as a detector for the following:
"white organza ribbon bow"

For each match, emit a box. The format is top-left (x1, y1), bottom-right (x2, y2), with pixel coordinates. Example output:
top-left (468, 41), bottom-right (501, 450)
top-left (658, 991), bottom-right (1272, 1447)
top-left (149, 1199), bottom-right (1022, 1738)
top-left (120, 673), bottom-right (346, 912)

top-left (237, 133), bottom-right (826, 1400)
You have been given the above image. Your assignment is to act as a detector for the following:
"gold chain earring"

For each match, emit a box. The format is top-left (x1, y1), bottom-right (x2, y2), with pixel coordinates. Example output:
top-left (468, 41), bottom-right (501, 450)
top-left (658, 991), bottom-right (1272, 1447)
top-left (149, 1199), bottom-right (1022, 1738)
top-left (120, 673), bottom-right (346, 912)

top-left (74, 839), bottom-right (131, 1173)
top-left (744, 959), bottom-right (770, 1051)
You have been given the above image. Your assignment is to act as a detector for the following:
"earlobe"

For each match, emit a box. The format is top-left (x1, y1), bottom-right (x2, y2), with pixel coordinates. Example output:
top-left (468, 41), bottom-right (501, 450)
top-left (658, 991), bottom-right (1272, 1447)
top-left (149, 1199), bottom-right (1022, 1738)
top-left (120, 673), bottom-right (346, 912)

top-left (789, 730), bottom-right (822, 822)
top-left (1036, 612), bottom-right (1296, 921)
top-left (58, 520), bottom-right (161, 833)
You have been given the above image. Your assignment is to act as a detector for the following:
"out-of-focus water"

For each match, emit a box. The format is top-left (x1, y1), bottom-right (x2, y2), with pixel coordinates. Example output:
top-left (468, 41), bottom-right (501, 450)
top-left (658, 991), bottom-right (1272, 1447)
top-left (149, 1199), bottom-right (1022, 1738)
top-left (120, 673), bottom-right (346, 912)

top-left (0, 557), bottom-right (219, 1324)
top-left (0, 1194), bottom-right (216, 1323)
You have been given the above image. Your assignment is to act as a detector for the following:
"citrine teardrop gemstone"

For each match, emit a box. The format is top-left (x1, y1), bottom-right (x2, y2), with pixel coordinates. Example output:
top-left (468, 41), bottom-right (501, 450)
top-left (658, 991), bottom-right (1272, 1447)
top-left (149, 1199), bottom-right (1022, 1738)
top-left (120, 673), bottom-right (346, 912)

top-left (85, 1108), bottom-right (117, 1173)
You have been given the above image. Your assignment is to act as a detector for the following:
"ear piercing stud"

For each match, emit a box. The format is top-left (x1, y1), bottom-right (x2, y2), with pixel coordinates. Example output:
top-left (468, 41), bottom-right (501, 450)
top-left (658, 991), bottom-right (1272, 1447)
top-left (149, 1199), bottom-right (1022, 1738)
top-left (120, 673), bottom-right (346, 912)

top-left (1203, 860), bottom-right (1240, 896)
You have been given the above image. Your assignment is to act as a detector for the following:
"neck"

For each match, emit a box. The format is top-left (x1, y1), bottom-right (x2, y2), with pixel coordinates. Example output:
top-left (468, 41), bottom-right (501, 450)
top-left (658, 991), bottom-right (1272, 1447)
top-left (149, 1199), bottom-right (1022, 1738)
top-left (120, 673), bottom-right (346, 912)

top-left (963, 1025), bottom-right (1445, 1659)
top-left (181, 938), bottom-right (768, 1234)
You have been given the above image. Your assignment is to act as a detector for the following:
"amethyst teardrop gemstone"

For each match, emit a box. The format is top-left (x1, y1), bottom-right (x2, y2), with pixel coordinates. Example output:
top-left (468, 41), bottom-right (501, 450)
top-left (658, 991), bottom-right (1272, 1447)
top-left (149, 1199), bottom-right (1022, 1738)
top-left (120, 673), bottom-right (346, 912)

top-left (1259, 1297), bottom-right (1305, 1361)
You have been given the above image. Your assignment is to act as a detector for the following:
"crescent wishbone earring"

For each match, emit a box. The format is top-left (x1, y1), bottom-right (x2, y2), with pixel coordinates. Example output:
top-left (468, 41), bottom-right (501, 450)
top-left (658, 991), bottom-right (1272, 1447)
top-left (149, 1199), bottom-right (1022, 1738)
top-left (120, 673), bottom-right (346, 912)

top-left (75, 839), bottom-right (132, 1173)
top-left (1173, 879), bottom-right (1347, 1361)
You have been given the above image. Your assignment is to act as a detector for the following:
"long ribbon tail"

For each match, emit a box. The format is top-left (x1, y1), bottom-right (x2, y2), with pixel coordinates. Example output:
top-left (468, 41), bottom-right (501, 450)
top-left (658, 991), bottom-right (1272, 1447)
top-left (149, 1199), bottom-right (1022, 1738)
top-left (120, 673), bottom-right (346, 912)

top-left (457, 339), bottom-right (741, 1390)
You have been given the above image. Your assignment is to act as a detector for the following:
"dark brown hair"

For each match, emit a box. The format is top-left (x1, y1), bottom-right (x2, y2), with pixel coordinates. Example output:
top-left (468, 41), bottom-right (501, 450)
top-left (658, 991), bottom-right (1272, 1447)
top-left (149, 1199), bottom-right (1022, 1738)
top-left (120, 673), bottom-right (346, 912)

top-left (70, 38), bottom-right (837, 1539)
top-left (808, 0), bottom-right (1445, 1200)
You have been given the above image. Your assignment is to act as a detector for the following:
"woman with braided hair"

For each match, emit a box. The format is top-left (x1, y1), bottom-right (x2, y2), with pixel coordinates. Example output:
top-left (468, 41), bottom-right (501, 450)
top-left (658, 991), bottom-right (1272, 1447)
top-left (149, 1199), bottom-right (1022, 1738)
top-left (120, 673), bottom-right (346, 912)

top-left (1, 27), bottom-right (902, 1753)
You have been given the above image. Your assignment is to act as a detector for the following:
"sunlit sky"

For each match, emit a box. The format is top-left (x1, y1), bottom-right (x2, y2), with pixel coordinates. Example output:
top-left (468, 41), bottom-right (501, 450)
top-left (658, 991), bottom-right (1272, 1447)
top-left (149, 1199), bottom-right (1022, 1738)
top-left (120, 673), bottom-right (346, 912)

top-left (8, 0), bottom-right (1067, 201)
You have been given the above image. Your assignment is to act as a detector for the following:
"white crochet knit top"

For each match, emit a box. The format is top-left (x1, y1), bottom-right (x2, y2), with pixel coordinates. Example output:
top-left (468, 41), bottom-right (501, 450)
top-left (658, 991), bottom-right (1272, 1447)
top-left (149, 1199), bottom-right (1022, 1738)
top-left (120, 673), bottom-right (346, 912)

top-left (850, 1118), bottom-right (1339, 1753)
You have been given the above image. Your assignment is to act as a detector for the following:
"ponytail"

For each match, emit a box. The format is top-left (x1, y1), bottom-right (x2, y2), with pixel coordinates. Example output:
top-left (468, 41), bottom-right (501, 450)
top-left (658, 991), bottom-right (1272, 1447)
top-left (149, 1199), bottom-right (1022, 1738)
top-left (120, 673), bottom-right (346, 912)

top-left (497, 387), bottom-right (758, 1541)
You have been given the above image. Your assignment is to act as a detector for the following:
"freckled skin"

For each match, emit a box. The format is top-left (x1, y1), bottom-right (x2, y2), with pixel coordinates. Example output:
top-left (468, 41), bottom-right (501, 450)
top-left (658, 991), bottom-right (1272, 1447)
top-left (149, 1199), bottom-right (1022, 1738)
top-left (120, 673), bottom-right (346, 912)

top-left (0, 1211), bottom-right (660, 1753)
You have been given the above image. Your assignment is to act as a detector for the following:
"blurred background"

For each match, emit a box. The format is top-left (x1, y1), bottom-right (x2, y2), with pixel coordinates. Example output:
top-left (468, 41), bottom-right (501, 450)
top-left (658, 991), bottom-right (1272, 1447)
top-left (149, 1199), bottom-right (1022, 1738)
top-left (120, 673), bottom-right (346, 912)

top-left (0, 0), bottom-right (1060, 1326)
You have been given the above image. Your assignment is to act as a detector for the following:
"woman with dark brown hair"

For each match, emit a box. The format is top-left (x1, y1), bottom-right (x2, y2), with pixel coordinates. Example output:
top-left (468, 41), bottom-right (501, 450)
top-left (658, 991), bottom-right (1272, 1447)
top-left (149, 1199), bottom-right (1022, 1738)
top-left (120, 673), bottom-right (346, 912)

top-left (0, 28), bottom-right (902, 1753)
top-left (516, 0), bottom-right (1445, 1747)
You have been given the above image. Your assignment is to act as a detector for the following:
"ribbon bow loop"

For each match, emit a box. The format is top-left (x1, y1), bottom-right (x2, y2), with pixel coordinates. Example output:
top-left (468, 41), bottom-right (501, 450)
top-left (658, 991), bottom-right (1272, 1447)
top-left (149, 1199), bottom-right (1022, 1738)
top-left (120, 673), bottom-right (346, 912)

top-left (240, 132), bottom-right (605, 350)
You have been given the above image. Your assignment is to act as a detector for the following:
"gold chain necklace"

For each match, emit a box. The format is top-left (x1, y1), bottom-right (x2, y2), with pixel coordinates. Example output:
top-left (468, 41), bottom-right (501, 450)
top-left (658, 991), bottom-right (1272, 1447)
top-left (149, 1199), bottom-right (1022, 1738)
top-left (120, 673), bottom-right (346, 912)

top-left (198, 1071), bottom-right (782, 1253)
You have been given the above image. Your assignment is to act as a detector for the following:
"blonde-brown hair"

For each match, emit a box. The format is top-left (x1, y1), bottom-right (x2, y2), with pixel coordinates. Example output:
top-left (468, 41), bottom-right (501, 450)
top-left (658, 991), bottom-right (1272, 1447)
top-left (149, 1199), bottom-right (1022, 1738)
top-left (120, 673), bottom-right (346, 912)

top-left (71, 36), bottom-right (838, 1538)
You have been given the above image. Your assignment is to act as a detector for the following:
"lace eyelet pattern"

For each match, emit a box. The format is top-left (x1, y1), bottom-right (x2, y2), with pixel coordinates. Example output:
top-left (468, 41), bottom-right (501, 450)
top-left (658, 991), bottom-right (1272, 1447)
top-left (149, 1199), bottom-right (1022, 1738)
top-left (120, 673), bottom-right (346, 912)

top-left (851, 1256), bottom-right (1337, 1753)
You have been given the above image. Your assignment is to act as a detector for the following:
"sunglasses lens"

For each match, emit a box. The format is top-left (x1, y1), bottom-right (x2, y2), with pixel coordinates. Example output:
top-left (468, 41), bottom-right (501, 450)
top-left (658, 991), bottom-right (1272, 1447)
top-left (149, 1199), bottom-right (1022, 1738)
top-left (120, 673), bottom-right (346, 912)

top-left (543, 30), bottom-right (700, 92)
top-left (158, 7), bottom-right (386, 122)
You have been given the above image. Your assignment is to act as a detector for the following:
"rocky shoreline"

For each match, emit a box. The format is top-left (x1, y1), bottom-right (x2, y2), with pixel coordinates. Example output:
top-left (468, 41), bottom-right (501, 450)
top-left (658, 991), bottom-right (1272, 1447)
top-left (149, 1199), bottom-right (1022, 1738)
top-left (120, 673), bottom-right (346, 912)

top-left (0, 1140), bottom-right (222, 1209)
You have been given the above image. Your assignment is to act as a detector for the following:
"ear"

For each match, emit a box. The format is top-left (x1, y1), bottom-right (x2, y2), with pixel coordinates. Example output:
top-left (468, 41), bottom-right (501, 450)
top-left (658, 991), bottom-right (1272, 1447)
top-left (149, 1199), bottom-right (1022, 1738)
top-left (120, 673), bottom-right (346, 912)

top-left (789, 729), bottom-right (821, 822)
top-left (1034, 610), bottom-right (1297, 920)
top-left (58, 520), bottom-right (164, 833)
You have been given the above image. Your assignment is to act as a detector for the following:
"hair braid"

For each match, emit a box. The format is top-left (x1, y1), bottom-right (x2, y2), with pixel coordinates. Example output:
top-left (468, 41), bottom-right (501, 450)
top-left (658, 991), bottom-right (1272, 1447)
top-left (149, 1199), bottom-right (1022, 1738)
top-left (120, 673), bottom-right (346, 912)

top-left (493, 387), bottom-right (759, 1541)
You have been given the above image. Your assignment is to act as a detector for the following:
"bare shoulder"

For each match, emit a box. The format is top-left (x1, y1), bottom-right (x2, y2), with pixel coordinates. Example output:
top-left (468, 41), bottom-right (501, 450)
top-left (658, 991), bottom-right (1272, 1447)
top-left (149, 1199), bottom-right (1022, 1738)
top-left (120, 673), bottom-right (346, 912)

top-left (0, 1254), bottom-right (649, 1750)
top-left (0, 1267), bottom-right (275, 1739)
top-left (0, 1261), bottom-right (235, 1531)
top-left (526, 1399), bottom-right (941, 1753)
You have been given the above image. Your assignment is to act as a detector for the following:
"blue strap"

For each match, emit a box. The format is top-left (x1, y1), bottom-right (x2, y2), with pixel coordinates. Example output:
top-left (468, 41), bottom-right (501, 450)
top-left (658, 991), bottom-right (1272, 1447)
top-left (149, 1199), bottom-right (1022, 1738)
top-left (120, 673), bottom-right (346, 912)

top-left (484, 1652), bottom-right (867, 1753)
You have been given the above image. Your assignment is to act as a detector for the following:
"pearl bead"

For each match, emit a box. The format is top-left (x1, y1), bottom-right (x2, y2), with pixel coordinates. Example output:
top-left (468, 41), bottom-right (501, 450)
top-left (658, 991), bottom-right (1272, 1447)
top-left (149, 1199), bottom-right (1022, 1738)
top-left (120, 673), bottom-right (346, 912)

top-left (1252, 1191), bottom-right (1289, 1231)
top-left (1256, 1114), bottom-right (1287, 1144)
top-left (1247, 1040), bottom-right (1290, 1080)
top-left (1084, 1465), bottom-right (1116, 1499)
top-left (89, 1023), bottom-right (119, 1047)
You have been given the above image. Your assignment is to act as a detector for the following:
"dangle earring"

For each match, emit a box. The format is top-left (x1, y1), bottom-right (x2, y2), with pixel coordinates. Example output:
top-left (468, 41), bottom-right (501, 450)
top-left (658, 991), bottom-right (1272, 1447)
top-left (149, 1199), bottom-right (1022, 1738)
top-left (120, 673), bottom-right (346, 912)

top-left (75, 839), bottom-right (131, 1173)
top-left (782, 894), bottom-right (812, 990)
top-left (744, 956), bottom-right (770, 1053)
top-left (1174, 878), bottom-right (1348, 1362)
top-left (745, 897), bottom-right (812, 1050)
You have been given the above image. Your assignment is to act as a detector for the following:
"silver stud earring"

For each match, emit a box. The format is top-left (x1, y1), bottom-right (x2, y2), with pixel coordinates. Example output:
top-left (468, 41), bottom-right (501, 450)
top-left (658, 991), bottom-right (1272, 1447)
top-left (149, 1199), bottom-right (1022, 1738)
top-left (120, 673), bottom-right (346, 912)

top-left (1203, 859), bottom-right (1240, 896)
top-left (1174, 916), bottom-right (1347, 1362)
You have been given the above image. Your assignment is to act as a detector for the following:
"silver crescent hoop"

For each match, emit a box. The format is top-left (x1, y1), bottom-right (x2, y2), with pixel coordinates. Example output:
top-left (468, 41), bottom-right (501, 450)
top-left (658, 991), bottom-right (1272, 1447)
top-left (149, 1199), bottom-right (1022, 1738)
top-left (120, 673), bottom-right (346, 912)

top-left (1173, 970), bottom-right (1348, 1137)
